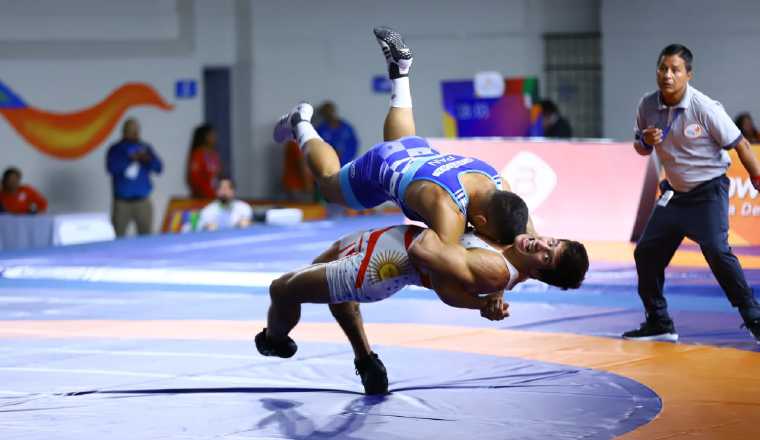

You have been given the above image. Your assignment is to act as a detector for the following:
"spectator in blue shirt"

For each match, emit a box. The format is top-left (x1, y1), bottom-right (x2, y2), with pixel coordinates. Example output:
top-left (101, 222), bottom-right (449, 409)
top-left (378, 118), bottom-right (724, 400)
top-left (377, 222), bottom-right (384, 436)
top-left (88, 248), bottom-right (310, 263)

top-left (106, 117), bottom-right (163, 237)
top-left (316, 101), bottom-right (359, 166)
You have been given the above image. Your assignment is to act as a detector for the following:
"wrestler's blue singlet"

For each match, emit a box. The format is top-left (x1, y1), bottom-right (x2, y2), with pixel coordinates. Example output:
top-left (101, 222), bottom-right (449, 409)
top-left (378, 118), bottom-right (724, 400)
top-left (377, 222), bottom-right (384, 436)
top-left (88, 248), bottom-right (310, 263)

top-left (338, 136), bottom-right (502, 221)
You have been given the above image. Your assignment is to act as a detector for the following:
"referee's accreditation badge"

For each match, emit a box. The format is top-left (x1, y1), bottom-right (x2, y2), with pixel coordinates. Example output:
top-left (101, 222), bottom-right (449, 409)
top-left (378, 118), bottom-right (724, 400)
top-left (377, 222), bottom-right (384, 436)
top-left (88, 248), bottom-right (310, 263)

top-left (684, 123), bottom-right (704, 139)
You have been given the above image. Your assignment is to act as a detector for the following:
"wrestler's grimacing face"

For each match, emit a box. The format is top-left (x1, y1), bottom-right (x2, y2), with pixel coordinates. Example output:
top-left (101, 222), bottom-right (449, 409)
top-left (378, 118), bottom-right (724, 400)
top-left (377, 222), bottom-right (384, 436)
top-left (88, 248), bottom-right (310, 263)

top-left (513, 234), bottom-right (563, 271)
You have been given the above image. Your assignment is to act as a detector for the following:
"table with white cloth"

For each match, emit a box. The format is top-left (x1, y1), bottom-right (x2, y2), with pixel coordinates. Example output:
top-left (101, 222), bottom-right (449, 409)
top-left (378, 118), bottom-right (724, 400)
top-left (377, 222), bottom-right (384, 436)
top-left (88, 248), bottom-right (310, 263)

top-left (0, 213), bottom-right (115, 252)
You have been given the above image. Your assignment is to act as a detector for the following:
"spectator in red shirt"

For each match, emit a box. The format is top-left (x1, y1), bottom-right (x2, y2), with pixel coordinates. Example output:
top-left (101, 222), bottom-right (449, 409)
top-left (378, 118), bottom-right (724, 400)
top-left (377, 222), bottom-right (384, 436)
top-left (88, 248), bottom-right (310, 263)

top-left (187, 123), bottom-right (222, 198)
top-left (1, 167), bottom-right (48, 214)
top-left (282, 139), bottom-right (314, 201)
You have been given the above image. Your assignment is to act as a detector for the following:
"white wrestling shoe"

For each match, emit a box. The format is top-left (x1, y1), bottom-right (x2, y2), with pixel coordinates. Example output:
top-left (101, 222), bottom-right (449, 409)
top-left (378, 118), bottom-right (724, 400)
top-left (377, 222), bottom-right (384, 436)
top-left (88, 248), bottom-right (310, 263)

top-left (272, 102), bottom-right (314, 143)
top-left (373, 26), bottom-right (413, 79)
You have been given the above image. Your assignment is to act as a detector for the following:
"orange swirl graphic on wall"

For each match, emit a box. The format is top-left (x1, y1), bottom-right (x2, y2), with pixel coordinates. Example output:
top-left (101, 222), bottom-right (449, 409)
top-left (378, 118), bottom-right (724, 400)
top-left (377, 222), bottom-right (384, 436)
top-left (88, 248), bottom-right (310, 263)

top-left (0, 81), bottom-right (174, 159)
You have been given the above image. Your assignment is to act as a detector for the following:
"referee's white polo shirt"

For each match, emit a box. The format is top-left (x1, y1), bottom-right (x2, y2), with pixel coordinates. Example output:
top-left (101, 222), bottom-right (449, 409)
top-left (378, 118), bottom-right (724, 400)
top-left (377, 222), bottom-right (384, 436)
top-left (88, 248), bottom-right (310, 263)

top-left (634, 85), bottom-right (742, 192)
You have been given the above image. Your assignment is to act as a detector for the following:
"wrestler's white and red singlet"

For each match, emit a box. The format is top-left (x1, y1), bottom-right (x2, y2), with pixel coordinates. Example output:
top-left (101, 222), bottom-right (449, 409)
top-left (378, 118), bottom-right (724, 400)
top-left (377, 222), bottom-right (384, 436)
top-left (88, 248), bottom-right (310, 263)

top-left (325, 226), bottom-right (520, 303)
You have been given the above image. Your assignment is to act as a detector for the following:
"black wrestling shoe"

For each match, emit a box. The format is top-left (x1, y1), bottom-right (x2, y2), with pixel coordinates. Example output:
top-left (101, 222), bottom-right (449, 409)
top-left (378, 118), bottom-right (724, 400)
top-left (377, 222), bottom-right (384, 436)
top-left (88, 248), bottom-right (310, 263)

top-left (373, 26), bottom-right (413, 79)
top-left (272, 102), bottom-right (314, 143)
top-left (622, 318), bottom-right (678, 342)
top-left (741, 319), bottom-right (760, 344)
top-left (355, 352), bottom-right (389, 395)
top-left (255, 328), bottom-right (298, 358)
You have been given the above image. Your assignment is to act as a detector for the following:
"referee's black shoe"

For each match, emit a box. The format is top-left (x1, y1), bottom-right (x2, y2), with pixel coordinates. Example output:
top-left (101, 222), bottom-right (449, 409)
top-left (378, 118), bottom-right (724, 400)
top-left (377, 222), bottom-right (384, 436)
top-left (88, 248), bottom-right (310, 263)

top-left (741, 319), bottom-right (760, 344)
top-left (622, 317), bottom-right (678, 342)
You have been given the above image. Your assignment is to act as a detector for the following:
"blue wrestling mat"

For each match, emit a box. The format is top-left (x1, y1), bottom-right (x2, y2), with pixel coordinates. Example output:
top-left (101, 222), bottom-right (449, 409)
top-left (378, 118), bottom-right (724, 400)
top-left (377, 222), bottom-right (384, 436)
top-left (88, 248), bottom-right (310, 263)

top-left (0, 215), bottom-right (758, 439)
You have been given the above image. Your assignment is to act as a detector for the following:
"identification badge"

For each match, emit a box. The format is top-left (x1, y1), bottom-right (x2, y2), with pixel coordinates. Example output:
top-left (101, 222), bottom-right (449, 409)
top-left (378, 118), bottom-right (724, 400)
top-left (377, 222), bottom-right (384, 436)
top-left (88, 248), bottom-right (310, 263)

top-left (657, 190), bottom-right (674, 207)
top-left (125, 161), bottom-right (140, 180)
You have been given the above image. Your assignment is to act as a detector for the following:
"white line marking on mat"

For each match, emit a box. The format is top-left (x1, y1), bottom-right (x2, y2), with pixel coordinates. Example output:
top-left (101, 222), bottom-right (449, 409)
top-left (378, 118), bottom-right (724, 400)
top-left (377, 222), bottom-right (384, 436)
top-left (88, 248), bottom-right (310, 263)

top-left (1, 266), bottom-right (283, 287)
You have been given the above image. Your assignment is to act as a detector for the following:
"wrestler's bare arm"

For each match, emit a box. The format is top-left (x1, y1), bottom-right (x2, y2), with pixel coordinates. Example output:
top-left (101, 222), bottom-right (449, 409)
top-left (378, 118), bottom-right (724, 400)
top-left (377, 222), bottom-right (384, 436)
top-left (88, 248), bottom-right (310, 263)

top-left (409, 229), bottom-right (509, 292)
top-left (403, 181), bottom-right (465, 243)
top-left (430, 274), bottom-right (485, 309)
top-left (430, 274), bottom-right (509, 320)
top-left (403, 183), bottom-right (484, 284)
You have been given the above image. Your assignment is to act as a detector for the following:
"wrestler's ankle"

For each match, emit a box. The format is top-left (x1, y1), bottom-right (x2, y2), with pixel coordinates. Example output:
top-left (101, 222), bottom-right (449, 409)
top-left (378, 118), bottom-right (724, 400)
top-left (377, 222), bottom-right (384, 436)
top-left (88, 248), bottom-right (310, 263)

top-left (354, 350), bottom-right (373, 361)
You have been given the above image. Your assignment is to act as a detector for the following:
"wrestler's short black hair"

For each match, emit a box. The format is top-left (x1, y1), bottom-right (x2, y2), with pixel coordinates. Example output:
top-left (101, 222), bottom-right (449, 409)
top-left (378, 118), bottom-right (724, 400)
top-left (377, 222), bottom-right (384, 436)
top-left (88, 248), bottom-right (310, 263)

top-left (487, 190), bottom-right (529, 245)
top-left (658, 44), bottom-right (693, 72)
top-left (535, 239), bottom-right (589, 290)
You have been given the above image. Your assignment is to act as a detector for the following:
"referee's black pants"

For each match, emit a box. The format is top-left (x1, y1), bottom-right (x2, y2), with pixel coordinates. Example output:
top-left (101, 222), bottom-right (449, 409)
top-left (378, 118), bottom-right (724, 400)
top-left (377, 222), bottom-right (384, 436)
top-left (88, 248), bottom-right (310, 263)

top-left (634, 175), bottom-right (760, 323)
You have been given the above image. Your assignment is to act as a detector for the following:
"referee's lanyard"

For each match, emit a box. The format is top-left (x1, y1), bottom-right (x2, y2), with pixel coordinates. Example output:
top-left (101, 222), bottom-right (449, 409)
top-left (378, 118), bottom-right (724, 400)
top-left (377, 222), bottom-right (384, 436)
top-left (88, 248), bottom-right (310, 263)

top-left (659, 107), bottom-right (683, 140)
top-left (655, 107), bottom-right (684, 208)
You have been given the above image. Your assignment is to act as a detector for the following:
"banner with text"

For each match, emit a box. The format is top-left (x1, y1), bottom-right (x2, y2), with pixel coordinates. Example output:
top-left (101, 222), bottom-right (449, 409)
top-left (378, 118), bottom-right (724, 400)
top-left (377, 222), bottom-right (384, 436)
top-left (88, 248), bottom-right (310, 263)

top-left (726, 145), bottom-right (760, 245)
top-left (428, 138), bottom-right (657, 242)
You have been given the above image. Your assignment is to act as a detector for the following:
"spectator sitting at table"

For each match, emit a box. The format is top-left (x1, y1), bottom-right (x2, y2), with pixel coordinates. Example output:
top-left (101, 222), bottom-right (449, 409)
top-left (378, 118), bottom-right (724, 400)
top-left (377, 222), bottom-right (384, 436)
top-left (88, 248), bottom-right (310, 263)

top-left (0, 167), bottom-right (48, 214)
top-left (197, 177), bottom-right (252, 231)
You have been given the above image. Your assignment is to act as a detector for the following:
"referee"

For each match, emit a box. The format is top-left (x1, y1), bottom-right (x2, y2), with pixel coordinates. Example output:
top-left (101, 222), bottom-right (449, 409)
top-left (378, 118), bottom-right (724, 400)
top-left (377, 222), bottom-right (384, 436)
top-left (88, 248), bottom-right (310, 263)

top-left (624, 44), bottom-right (760, 343)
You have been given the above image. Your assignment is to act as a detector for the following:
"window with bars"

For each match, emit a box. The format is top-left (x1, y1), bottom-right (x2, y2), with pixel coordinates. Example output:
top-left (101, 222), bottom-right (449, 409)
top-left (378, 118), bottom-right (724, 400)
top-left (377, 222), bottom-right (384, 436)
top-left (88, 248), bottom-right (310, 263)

top-left (543, 33), bottom-right (601, 138)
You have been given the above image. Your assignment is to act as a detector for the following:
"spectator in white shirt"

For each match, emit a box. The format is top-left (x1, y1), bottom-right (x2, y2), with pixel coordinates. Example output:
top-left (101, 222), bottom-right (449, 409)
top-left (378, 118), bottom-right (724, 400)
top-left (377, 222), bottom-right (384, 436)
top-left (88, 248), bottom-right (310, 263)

top-left (197, 177), bottom-right (252, 231)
